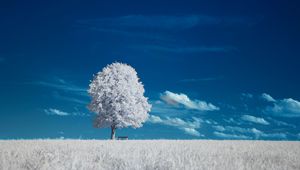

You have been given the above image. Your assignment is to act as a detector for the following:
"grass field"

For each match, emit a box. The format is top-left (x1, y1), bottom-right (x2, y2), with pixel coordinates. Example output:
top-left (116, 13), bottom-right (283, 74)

top-left (0, 140), bottom-right (299, 170)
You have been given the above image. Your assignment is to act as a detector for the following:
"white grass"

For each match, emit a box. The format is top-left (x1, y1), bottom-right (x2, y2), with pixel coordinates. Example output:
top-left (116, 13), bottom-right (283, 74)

top-left (0, 140), bottom-right (299, 170)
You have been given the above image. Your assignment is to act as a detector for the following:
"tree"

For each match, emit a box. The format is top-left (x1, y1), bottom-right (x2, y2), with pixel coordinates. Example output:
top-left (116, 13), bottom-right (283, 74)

top-left (88, 62), bottom-right (151, 139)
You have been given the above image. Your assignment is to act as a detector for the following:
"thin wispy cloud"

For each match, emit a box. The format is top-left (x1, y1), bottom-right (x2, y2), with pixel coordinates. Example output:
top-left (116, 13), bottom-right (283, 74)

top-left (213, 125), bottom-right (287, 139)
top-left (131, 44), bottom-right (236, 53)
top-left (52, 91), bottom-right (88, 105)
top-left (267, 117), bottom-right (296, 128)
top-left (45, 108), bottom-right (70, 116)
top-left (179, 77), bottom-right (222, 83)
top-left (148, 115), bottom-right (202, 137)
top-left (213, 132), bottom-right (250, 139)
top-left (44, 108), bottom-right (88, 117)
top-left (262, 93), bottom-right (300, 117)
top-left (77, 15), bottom-right (214, 31)
top-left (77, 15), bottom-right (252, 32)
top-left (77, 15), bottom-right (239, 54)
top-left (160, 91), bottom-right (219, 111)
top-left (28, 77), bottom-right (88, 97)
top-left (241, 115), bottom-right (270, 125)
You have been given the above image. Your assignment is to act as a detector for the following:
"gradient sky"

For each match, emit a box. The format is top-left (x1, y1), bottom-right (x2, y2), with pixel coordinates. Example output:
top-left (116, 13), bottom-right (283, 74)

top-left (0, 0), bottom-right (300, 140)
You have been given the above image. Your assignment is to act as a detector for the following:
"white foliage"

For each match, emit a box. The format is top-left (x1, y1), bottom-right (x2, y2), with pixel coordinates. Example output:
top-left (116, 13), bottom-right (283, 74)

top-left (88, 62), bottom-right (151, 129)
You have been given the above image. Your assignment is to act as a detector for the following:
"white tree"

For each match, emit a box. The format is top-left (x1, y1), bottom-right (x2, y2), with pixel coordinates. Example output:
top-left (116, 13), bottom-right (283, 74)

top-left (88, 62), bottom-right (151, 139)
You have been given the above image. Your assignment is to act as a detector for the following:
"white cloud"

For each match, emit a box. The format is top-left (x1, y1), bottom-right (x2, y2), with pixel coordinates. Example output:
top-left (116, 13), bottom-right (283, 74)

top-left (160, 91), bottom-right (219, 111)
top-left (241, 115), bottom-right (270, 125)
top-left (264, 97), bottom-right (300, 117)
top-left (45, 108), bottom-right (69, 116)
top-left (213, 132), bottom-right (250, 139)
top-left (44, 108), bottom-right (88, 117)
top-left (213, 125), bottom-right (287, 139)
top-left (241, 93), bottom-right (253, 99)
top-left (251, 129), bottom-right (287, 139)
top-left (148, 115), bottom-right (202, 137)
top-left (261, 93), bottom-right (276, 102)
top-left (213, 125), bottom-right (226, 131)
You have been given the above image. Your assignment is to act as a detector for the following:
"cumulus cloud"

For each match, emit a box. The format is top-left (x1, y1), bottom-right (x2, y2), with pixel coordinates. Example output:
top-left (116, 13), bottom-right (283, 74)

top-left (261, 93), bottom-right (276, 102)
top-left (262, 93), bottom-right (300, 117)
top-left (160, 91), bottom-right (219, 111)
top-left (44, 108), bottom-right (88, 117)
top-left (148, 115), bottom-right (202, 137)
top-left (241, 115), bottom-right (270, 125)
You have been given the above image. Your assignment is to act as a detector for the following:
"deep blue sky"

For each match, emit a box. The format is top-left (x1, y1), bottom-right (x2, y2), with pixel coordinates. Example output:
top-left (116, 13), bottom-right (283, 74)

top-left (0, 0), bottom-right (300, 140)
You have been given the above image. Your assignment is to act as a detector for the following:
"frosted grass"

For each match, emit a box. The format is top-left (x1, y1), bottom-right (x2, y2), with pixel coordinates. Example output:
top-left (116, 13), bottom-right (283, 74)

top-left (0, 140), bottom-right (299, 170)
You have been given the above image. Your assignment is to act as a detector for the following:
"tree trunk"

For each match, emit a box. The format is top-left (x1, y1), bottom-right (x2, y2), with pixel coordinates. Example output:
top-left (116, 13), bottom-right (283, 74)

top-left (111, 125), bottom-right (116, 140)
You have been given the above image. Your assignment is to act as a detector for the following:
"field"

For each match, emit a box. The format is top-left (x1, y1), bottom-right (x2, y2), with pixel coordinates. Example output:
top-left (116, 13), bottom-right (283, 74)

top-left (0, 140), bottom-right (299, 170)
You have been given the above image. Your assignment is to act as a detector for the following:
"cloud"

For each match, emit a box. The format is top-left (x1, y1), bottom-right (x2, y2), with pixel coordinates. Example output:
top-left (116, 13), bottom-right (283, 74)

top-left (78, 15), bottom-right (252, 33)
top-left (44, 108), bottom-right (88, 117)
top-left (262, 94), bottom-right (300, 117)
top-left (250, 129), bottom-right (287, 139)
top-left (179, 77), bottom-right (222, 83)
top-left (0, 57), bottom-right (4, 62)
top-left (160, 91), bottom-right (219, 111)
top-left (213, 125), bottom-right (226, 131)
top-left (29, 77), bottom-right (87, 97)
top-left (77, 15), bottom-right (218, 31)
top-left (224, 118), bottom-right (243, 125)
top-left (131, 44), bottom-right (236, 53)
top-left (261, 93), bottom-right (276, 102)
top-left (241, 115), bottom-right (270, 125)
top-left (213, 132), bottom-right (250, 139)
top-left (213, 125), bottom-right (287, 139)
top-left (45, 108), bottom-right (69, 116)
top-left (148, 115), bottom-right (202, 137)
top-left (241, 93), bottom-right (253, 99)
top-left (267, 117), bottom-right (296, 128)
top-left (52, 91), bottom-right (88, 105)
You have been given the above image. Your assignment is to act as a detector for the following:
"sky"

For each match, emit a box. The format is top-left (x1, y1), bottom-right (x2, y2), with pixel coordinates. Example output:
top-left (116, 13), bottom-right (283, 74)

top-left (0, 0), bottom-right (300, 140)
